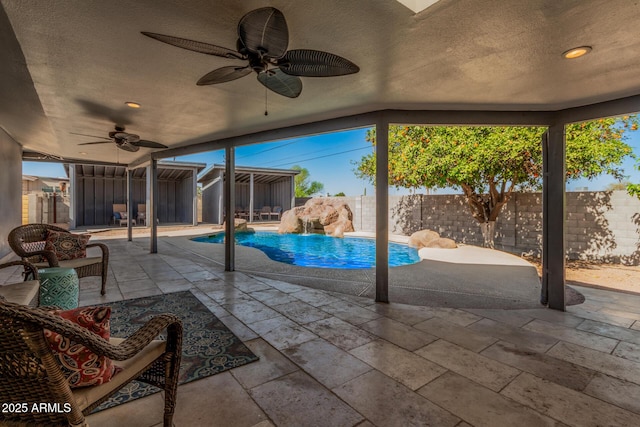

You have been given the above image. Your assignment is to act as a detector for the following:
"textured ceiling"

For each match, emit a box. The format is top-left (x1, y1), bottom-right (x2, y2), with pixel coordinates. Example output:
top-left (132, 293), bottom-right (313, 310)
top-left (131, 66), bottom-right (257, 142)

top-left (1, 0), bottom-right (640, 165)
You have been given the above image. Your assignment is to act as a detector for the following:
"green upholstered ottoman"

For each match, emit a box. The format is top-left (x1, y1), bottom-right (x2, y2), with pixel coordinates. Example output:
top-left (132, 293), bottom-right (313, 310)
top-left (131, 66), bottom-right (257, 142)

top-left (38, 267), bottom-right (79, 309)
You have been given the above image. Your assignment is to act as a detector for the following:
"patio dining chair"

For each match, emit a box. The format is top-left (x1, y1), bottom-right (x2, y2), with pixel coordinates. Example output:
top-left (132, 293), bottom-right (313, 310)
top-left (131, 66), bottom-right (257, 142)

top-left (271, 206), bottom-right (283, 220)
top-left (8, 224), bottom-right (109, 295)
top-left (236, 206), bottom-right (249, 219)
top-left (0, 298), bottom-right (182, 427)
top-left (260, 206), bottom-right (272, 220)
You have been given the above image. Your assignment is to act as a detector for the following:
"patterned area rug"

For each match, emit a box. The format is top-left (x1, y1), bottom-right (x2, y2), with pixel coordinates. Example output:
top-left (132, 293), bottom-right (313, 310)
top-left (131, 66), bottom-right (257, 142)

top-left (93, 291), bottom-right (259, 412)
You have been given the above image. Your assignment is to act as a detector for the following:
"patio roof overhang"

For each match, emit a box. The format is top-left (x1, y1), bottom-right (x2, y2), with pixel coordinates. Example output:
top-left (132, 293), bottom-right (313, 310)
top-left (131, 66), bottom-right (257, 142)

top-left (198, 164), bottom-right (300, 186)
top-left (63, 160), bottom-right (206, 181)
top-left (2, 1), bottom-right (640, 311)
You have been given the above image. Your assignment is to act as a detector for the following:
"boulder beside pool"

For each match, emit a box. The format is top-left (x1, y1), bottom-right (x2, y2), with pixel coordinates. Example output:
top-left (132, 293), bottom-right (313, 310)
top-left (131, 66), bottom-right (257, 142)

top-left (222, 218), bottom-right (249, 231)
top-left (409, 229), bottom-right (457, 249)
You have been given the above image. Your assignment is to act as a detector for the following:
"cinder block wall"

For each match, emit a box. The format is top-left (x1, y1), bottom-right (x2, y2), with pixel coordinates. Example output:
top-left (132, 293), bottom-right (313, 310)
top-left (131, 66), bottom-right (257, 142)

top-left (337, 190), bottom-right (640, 264)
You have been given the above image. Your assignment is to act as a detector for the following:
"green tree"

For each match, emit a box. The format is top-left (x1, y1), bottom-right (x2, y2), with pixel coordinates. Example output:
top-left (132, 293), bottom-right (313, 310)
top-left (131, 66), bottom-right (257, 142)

top-left (334, 192), bottom-right (346, 197)
top-left (355, 118), bottom-right (638, 247)
top-left (292, 165), bottom-right (324, 197)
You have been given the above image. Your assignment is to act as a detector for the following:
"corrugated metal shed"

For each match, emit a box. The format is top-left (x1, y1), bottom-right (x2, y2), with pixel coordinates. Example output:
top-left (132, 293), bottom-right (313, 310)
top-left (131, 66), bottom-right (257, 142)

top-left (65, 161), bottom-right (205, 227)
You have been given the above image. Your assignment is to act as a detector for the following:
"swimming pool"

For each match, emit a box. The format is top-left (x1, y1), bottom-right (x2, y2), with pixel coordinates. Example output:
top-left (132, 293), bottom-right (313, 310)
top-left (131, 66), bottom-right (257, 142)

top-left (192, 231), bottom-right (421, 269)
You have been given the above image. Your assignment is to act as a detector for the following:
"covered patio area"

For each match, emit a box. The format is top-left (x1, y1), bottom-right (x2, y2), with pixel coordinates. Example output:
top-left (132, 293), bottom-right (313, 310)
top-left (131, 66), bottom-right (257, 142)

top-left (2, 1), bottom-right (640, 425)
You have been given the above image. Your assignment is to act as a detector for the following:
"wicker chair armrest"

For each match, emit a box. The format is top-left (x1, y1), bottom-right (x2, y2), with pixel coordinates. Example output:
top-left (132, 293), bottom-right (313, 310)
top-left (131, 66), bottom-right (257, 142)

top-left (86, 242), bottom-right (109, 259)
top-left (106, 314), bottom-right (183, 360)
top-left (27, 249), bottom-right (60, 267)
top-left (0, 260), bottom-right (40, 281)
top-left (2, 301), bottom-right (182, 361)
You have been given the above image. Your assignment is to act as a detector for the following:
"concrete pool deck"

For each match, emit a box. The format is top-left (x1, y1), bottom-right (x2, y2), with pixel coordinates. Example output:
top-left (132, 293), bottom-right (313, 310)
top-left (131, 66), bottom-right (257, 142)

top-left (140, 228), bottom-right (544, 309)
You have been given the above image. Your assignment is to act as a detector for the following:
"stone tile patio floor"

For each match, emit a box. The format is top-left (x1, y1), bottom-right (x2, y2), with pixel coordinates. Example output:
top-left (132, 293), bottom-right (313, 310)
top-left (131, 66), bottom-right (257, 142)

top-left (6, 235), bottom-right (640, 426)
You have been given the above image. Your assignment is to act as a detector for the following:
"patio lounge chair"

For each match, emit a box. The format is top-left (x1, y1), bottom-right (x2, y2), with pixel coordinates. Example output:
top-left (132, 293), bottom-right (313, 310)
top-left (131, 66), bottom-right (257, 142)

top-left (113, 203), bottom-right (136, 227)
top-left (8, 224), bottom-right (110, 295)
top-left (271, 206), bottom-right (283, 220)
top-left (137, 203), bottom-right (147, 226)
top-left (260, 206), bottom-right (272, 220)
top-left (0, 298), bottom-right (182, 427)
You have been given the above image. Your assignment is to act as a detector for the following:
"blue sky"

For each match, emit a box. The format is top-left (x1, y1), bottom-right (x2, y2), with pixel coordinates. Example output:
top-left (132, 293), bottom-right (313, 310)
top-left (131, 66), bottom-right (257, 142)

top-left (23, 125), bottom-right (640, 196)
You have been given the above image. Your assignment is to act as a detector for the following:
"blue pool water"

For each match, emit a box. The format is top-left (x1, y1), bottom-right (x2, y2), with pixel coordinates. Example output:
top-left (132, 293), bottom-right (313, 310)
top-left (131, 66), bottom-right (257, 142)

top-left (192, 231), bottom-right (421, 269)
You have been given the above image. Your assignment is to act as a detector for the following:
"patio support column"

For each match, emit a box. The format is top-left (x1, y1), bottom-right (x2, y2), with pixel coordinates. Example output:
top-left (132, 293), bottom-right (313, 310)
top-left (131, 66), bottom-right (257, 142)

top-left (126, 169), bottom-right (133, 242)
top-left (375, 116), bottom-right (389, 303)
top-left (224, 146), bottom-right (235, 271)
top-left (68, 164), bottom-right (76, 229)
top-left (249, 173), bottom-right (254, 224)
top-left (542, 124), bottom-right (566, 311)
top-left (150, 159), bottom-right (158, 253)
top-left (146, 165), bottom-right (151, 229)
top-left (192, 169), bottom-right (198, 226)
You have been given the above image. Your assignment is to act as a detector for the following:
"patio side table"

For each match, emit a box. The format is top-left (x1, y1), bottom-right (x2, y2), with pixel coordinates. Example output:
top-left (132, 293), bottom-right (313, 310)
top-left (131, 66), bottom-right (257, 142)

top-left (38, 267), bottom-right (79, 309)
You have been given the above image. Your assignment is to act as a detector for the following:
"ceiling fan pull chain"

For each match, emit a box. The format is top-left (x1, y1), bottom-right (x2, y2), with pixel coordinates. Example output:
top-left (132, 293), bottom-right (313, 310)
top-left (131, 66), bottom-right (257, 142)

top-left (264, 78), bottom-right (269, 116)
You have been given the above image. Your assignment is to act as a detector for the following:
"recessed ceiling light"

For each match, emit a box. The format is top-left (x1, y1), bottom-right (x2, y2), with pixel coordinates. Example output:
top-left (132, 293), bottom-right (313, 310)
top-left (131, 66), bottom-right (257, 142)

top-left (79, 151), bottom-right (87, 155)
top-left (562, 46), bottom-right (592, 59)
top-left (125, 101), bottom-right (141, 108)
top-left (394, 0), bottom-right (441, 13)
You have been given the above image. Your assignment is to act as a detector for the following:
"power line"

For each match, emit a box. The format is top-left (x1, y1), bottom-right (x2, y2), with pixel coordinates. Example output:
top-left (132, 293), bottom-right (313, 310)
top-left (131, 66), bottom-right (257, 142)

top-left (268, 145), bottom-right (372, 168)
top-left (259, 143), bottom-right (362, 167)
top-left (236, 139), bottom-right (299, 160)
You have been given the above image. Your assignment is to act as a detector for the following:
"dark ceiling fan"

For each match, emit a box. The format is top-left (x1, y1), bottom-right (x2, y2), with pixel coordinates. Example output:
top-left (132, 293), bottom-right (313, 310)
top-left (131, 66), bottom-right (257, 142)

top-left (77, 125), bottom-right (168, 152)
top-left (141, 7), bottom-right (359, 98)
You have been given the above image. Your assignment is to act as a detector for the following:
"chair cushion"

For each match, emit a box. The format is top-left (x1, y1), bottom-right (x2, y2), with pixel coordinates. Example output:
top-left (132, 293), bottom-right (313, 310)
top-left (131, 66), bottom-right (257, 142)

top-left (72, 338), bottom-right (166, 411)
top-left (0, 280), bottom-right (39, 306)
top-left (45, 306), bottom-right (119, 388)
top-left (119, 212), bottom-right (128, 220)
top-left (45, 231), bottom-right (91, 261)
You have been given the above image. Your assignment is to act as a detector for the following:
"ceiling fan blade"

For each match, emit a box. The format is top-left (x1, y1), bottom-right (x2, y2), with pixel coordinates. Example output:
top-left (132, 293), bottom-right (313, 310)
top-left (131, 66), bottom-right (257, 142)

top-left (238, 7), bottom-right (288, 59)
top-left (78, 141), bottom-right (113, 145)
top-left (197, 66), bottom-right (252, 85)
top-left (279, 50), bottom-right (360, 77)
top-left (117, 143), bottom-right (140, 153)
top-left (141, 32), bottom-right (245, 59)
top-left (70, 132), bottom-right (110, 140)
top-left (257, 69), bottom-right (302, 98)
top-left (132, 140), bottom-right (169, 149)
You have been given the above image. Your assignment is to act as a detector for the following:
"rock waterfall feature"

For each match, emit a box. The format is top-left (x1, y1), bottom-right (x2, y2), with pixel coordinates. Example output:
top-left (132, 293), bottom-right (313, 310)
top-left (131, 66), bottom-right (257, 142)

top-left (278, 198), bottom-right (355, 237)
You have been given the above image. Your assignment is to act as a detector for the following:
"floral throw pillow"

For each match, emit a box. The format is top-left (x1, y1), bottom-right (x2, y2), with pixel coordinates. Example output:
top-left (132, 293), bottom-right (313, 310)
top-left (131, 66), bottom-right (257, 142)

top-left (44, 231), bottom-right (91, 261)
top-left (119, 212), bottom-right (128, 220)
top-left (45, 306), bottom-right (120, 388)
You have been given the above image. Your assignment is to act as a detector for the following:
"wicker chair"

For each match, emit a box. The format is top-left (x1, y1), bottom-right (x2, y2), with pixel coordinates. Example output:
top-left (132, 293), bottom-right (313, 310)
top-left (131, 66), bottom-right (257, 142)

top-left (8, 224), bottom-right (110, 295)
top-left (0, 298), bottom-right (182, 426)
top-left (0, 261), bottom-right (40, 306)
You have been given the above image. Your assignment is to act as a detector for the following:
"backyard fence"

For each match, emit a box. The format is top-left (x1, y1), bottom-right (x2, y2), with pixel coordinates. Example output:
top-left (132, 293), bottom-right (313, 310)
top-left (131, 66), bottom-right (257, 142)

top-left (24, 193), bottom-right (71, 227)
top-left (314, 190), bottom-right (640, 265)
